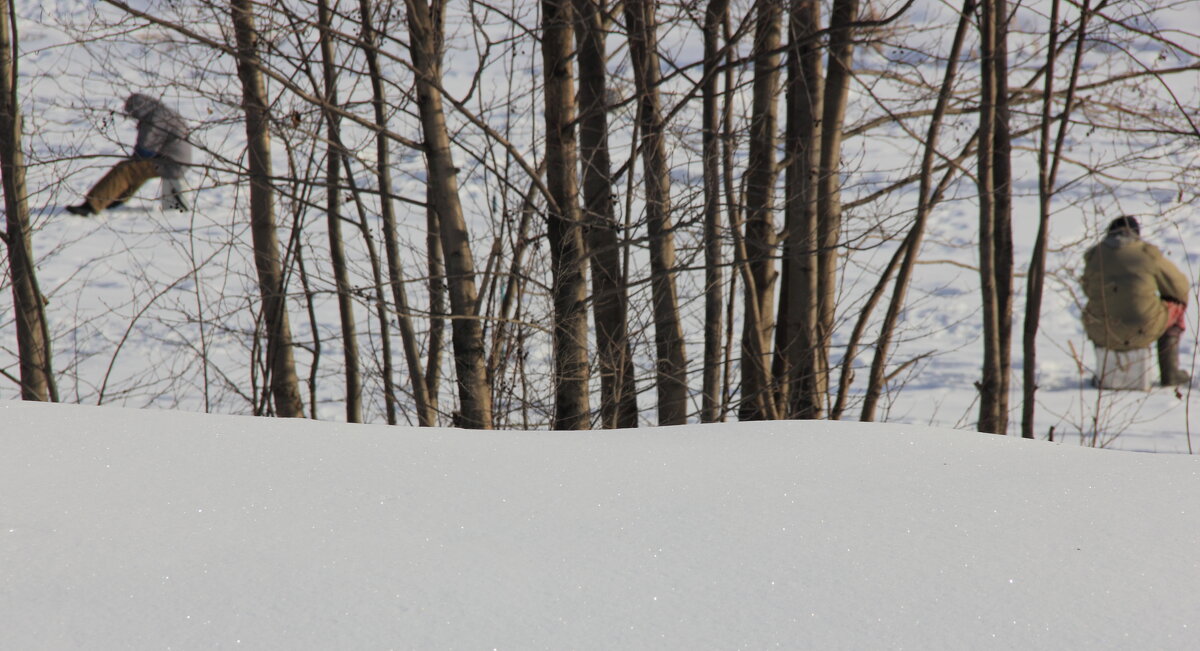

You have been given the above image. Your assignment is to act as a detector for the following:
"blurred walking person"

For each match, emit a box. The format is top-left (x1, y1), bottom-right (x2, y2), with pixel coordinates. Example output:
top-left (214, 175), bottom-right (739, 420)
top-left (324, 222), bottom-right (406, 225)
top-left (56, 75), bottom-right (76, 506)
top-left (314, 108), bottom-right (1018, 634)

top-left (66, 94), bottom-right (192, 215)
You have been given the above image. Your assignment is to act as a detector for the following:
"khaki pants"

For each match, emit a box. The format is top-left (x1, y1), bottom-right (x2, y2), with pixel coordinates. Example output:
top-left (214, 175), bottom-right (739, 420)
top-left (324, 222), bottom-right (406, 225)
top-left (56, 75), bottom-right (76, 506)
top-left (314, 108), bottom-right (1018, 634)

top-left (84, 159), bottom-right (159, 211)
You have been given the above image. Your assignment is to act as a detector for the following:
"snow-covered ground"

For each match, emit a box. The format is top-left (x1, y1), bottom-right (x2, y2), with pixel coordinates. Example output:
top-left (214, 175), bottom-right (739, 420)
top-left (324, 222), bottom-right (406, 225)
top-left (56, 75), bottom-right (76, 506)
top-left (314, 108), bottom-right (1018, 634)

top-left (6, 0), bottom-right (1196, 448)
top-left (4, 2), bottom-right (1200, 646)
top-left (4, 400), bottom-right (1200, 648)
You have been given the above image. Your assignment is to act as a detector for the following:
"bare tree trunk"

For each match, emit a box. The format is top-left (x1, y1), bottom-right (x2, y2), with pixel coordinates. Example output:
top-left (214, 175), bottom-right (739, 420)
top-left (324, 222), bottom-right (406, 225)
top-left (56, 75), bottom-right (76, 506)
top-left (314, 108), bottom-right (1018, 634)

top-left (976, 0), bottom-right (1012, 434)
top-left (356, 0), bottom-right (435, 426)
top-left (860, 0), bottom-right (972, 422)
top-left (700, 0), bottom-right (731, 423)
top-left (624, 0), bottom-right (689, 425)
top-left (487, 171), bottom-right (541, 394)
top-left (341, 152), bottom-right (398, 424)
top-left (772, 231), bottom-right (790, 413)
top-left (739, 0), bottom-right (783, 421)
top-left (541, 0), bottom-right (590, 430)
top-left (1023, 0), bottom-right (1089, 439)
top-left (405, 0), bottom-right (492, 429)
top-left (285, 156), bottom-right (321, 418)
top-left (816, 0), bottom-right (858, 411)
top-left (781, 0), bottom-right (823, 419)
top-left (317, 0), bottom-right (361, 423)
top-left (231, 0), bottom-right (304, 418)
top-left (575, 0), bottom-right (638, 428)
top-left (425, 194), bottom-right (445, 415)
top-left (486, 181), bottom-right (545, 429)
top-left (729, 191), bottom-right (779, 421)
top-left (993, 0), bottom-right (1014, 434)
top-left (833, 241), bottom-right (904, 419)
top-left (1023, 0), bottom-right (1060, 440)
top-left (720, 8), bottom-right (740, 420)
top-left (977, 0), bottom-right (999, 433)
top-left (0, 0), bottom-right (55, 402)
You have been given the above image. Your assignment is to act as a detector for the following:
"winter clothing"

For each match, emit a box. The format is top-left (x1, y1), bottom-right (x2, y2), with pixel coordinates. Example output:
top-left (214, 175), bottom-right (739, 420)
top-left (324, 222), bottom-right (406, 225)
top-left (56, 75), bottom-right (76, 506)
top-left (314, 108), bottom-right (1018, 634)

top-left (123, 94), bottom-right (192, 180)
top-left (1107, 215), bottom-right (1140, 236)
top-left (68, 94), bottom-right (192, 214)
top-left (82, 159), bottom-right (159, 212)
top-left (1082, 222), bottom-right (1191, 384)
top-left (1157, 330), bottom-right (1191, 386)
top-left (1164, 299), bottom-right (1188, 335)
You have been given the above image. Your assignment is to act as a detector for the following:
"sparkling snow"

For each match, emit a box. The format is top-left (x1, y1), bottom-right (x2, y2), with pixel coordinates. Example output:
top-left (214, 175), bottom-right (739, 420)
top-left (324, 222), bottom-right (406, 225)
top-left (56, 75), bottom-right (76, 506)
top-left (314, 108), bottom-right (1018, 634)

top-left (3, 401), bottom-right (1199, 648)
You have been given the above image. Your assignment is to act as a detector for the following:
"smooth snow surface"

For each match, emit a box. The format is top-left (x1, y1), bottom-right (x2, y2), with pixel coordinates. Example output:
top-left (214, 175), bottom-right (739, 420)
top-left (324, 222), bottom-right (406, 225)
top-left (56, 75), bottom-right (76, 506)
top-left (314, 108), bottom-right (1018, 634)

top-left (4, 401), bottom-right (1199, 649)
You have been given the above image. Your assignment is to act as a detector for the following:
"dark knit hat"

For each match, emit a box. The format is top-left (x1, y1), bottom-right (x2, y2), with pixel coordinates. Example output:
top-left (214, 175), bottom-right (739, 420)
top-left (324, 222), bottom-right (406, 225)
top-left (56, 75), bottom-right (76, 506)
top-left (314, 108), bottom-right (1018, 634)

top-left (1107, 215), bottom-right (1140, 235)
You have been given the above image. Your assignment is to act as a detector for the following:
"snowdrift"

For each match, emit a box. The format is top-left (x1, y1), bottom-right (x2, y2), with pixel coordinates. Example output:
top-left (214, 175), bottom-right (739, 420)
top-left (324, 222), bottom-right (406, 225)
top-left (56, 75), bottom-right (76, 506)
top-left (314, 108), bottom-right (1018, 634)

top-left (3, 401), bottom-right (1199, 649)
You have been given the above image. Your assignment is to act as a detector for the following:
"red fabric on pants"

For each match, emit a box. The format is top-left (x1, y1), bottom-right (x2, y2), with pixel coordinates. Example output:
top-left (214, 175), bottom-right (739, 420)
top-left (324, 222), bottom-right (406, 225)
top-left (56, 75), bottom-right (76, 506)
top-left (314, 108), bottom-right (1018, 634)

top-left (1165, 300), bottom-right (1187, 335)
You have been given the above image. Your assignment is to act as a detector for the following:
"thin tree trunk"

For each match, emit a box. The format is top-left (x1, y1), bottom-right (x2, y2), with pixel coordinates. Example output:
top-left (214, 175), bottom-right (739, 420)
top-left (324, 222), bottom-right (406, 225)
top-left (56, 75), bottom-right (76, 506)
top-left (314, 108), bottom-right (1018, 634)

top-left (729, 190), bottom-right (779, 421)
top-left (231, 0), bottom-right (305, 417)
top-left (575, 0), bottom-right (639, 428)
top-left (993, 0), bottom-right (1014, 435)
top-left (487, 171), bottom-right (541, 392)
top-left (739, 0), bottom-right (783, 421)
top-left (833, 240), bottom-right (905, 419)
top-left (782, 0), bottom-right (823, 418)
top-left (977, 0), bottom-right (999, 433)
top-left (719, 8), bottom-right (740, 420)
top-left (541, 0), bottom-right (590, 430)
top-left (1023, 0), bottom-right (1089, 439)
top-left (486, 177), bottom-right (540, 428)
top-left (829, 131), bottom-right (978, 419)
top-left (860, 0), bottom-right (972, 422)
top-left (976, 0), bottom-right (1012, 434)
top-left (1023, 0), bottom-right (1060, 440)
top-left (284, 150), bottom-right (320, 418)
top-left (624, 0), bottom-right (689, 425)
top-left (772, 238), bottom-right (790, 413)
top-left (425, 193), bottom-right (445, 415)
top-left (340, 152), bottom-right (397, 424)
top-left (816, 0), bottom-right (858, 412)
top-left (317, 0), bottom-right (361, 423)
top-left (0, 0), bottom-right (55, 402)
top-left (405, 0), bottom-right (492, 428)
top-left (356, 0), bottom-right (435, 426)
top-left (700, 0), bottom-right (731, 423)
top-left (721, 264), bottom-right (738, 419)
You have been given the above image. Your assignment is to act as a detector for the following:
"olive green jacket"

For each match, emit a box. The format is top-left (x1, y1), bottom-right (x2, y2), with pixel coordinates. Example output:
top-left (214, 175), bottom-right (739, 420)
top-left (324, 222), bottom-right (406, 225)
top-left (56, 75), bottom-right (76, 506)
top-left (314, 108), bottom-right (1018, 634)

top-left (1082, 232), bottom-right (1190, 350)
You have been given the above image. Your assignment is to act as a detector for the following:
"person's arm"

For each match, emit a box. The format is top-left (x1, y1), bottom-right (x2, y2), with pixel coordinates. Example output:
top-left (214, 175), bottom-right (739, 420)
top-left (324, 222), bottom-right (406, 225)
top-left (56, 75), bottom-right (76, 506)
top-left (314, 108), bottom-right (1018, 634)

top-left (1081, 246), bottom-right (1098, 295)
top-left (1149, 243), bottom-right (1190, 305)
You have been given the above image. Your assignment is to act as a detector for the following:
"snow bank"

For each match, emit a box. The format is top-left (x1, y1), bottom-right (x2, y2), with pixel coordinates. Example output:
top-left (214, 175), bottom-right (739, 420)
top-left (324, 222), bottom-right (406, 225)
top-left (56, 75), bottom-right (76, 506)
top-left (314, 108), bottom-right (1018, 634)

top-left (3, 401), bottom-right (1199, 649)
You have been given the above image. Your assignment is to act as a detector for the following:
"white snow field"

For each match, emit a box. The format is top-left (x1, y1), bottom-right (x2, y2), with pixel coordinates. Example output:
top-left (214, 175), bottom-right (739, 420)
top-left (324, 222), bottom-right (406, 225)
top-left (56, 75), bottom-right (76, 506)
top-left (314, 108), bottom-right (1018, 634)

top-left (4, 400), bottom-right (1200, 649)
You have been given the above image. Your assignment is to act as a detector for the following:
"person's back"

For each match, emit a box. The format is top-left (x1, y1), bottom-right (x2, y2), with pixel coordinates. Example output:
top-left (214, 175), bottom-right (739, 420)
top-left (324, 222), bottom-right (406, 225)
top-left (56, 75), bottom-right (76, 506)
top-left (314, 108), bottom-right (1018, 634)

top-left (123, 93), bottom-right (192, 178)
top-left (1081, 216), bottom-right (1190, 385)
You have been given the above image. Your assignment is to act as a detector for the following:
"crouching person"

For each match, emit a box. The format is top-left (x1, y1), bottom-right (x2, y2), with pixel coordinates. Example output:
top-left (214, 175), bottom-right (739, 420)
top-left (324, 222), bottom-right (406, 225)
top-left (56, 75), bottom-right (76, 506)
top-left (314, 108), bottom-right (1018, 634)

top-left (67, 94), bottom-right (192, 215)
top-left (1082, 216), bottom-right (1191, 386)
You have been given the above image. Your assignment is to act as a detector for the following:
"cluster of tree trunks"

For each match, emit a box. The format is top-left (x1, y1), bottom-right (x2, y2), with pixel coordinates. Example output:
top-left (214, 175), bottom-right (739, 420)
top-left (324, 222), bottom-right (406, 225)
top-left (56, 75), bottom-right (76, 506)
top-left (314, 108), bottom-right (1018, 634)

top-left (12, 0), bottom-right (1184, 440)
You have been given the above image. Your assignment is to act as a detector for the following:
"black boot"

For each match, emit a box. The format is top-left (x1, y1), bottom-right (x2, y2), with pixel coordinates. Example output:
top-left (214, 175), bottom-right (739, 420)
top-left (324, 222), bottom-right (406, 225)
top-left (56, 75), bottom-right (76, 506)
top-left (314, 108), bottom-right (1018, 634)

top-left (1157, 330), bottom-right (1191, 386)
